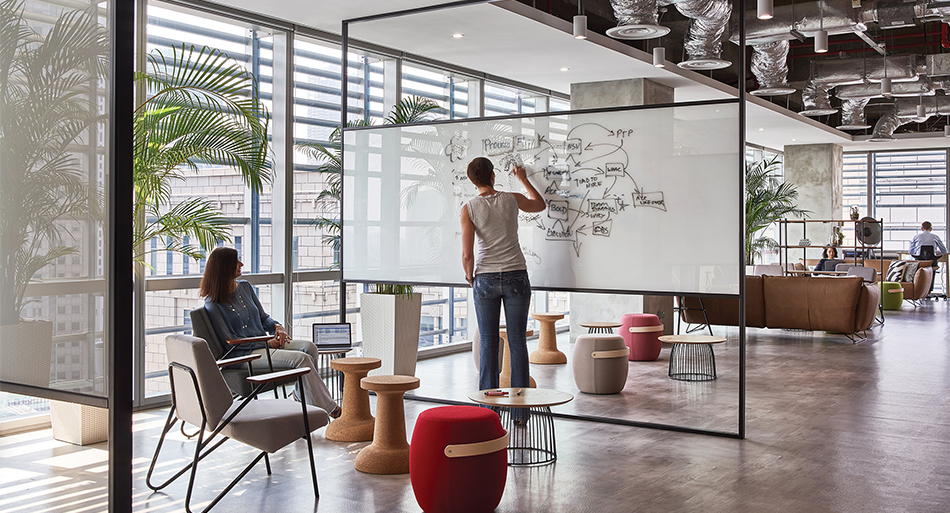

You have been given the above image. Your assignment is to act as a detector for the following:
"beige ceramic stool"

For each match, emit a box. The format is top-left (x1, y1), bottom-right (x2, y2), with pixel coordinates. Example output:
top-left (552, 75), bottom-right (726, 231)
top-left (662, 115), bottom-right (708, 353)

top-left (354, 375), bottom-right (420, 474)
top-left (325, 357), bottom-right (381, 442)
top-left (529, 312), bottom-right (566, 364)
top-left (499, 327), bottom-right (537, 388)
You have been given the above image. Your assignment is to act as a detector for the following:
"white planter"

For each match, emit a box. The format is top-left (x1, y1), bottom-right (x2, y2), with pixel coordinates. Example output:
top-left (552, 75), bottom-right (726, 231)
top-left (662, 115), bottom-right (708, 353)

top-left (51, 401), bottom-right (108, 445)
top-left (360, 293), bottom-right (422, 377)
top-left (0, 320), bottom-right (53, 388)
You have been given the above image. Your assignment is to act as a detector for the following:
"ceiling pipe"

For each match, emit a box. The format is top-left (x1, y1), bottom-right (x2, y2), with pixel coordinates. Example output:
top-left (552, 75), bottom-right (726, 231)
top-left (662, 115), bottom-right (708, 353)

top-left (675, 0), bottom-right (733, 70)
top-left (869, 95), bottom-right (950, 141)
top-left (606, 0), bottom-right (670, 39)
top-left (749, 41), bottom-right (795, 95)
top-left (800, 54), bottom-right (920, 116)
top-left (837, 98), bottom-right (873, 130)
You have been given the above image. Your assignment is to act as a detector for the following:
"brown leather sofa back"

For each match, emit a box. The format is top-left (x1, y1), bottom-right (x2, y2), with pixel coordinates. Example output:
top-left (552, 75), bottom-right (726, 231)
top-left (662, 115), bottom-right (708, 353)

top-left (678, 275), bottom-right (878, 334)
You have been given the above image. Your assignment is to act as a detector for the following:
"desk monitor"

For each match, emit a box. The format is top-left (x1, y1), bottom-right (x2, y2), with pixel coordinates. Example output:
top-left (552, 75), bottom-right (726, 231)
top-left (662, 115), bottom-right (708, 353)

top-left (312, 323), bottom-right (352, 350)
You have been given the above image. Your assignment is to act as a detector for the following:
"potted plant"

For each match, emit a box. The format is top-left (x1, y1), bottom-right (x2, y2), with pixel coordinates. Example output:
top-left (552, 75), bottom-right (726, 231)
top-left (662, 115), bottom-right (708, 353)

top-left (0, 1), bottom-right (106, 389)
top-left (850, 205), bottom-right (861, 221)
top-left (133, 43), bottom-right (270, 261)
top-left (359, 284), bottom-right (422, 376)
top-left (745, 156), bottom-right (810, 266)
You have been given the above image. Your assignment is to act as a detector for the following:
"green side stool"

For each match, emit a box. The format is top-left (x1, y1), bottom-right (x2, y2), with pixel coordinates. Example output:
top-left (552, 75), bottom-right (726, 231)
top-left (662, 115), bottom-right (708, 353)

top-left (880, 282), bottom-right (903, 310)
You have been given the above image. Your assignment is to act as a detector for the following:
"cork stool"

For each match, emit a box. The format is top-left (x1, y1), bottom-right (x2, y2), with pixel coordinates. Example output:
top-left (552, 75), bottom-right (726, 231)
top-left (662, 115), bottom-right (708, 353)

top-left (499, 327), bottom-right (537, 388)
top-left (325, 357), bottom-right (381, 442)
top-left (529, 312), bottom-right (566, 364)
top-left (354, 375), bottom-right (420, 474)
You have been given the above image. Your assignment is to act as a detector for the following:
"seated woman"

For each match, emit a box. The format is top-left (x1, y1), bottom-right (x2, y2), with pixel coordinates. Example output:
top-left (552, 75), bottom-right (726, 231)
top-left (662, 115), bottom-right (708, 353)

top-left (200, 247), bottom-right (341, 418)
top-left (814, 245), bottom-right (839, 272)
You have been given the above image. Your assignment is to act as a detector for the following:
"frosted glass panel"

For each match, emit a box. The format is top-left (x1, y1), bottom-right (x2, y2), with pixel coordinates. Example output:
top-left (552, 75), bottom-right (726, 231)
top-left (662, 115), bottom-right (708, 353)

top-left (343, 102), bottom-right (740, 295)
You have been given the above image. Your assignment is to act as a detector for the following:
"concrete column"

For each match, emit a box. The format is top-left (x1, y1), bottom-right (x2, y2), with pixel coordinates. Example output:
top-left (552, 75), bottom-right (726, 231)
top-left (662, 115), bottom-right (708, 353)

top-left (782, 143), bottom-right (844, 262)
top-left (566, 78), bottom-right (673, 341)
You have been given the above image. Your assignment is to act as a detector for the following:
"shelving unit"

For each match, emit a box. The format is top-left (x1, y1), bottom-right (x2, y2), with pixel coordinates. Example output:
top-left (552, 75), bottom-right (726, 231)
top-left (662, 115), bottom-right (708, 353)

top-left (776, 218), bottom-right (884, 277)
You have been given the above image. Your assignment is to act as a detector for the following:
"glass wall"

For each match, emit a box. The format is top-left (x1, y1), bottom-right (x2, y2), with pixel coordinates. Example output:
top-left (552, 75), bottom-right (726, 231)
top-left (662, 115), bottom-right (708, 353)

top-left (873, 151), bottom-right (948, 254)
top-left (0, 0), bottom-right (112, 418)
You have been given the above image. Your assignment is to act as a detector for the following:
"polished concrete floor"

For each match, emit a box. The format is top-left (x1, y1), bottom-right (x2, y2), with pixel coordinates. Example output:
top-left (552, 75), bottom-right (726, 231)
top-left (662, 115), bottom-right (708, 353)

top-left (2, 301), bottom-right (950, 512)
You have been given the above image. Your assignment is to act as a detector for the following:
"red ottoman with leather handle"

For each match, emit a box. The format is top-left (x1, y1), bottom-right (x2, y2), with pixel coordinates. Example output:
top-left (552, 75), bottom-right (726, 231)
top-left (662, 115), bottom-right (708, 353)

top-left (410, 406), bottom-right (509, 513)
top-left (620, 313), bottom-right (663, 361)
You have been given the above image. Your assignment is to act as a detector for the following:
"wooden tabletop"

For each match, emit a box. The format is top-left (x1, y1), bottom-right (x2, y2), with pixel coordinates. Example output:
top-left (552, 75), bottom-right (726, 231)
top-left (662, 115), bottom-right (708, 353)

top-left (580, 322), bottom-right (623, 329)
top-left (468, 388), bottom-right (573, 408)
top-left (658, 335), bottom-right (727, 345)
top-left (361, 375), bottom-right (420, 392)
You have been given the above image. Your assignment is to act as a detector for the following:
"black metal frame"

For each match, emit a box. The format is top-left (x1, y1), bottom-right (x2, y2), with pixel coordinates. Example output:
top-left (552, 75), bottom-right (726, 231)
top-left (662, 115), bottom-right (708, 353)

top-left (146, 362), bottom-right (319, 513)
top-left (497, 406), bottom-right (557, 466)
top-left (668, 343), bottom-right (719, 382)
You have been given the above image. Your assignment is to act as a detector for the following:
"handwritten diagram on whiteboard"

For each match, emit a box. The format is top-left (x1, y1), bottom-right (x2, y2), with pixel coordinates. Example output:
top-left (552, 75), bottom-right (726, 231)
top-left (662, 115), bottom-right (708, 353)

top-left (343, 102), bottom-right (740, 295)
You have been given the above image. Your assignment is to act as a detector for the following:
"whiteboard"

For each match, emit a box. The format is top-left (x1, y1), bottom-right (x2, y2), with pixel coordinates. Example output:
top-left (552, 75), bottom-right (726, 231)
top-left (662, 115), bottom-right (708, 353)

top-left (342, 102), bottom-right (741, 295)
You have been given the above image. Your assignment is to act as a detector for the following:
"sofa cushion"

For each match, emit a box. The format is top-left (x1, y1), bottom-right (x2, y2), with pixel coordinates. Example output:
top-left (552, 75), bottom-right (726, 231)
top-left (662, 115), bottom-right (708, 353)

top-left (902, 261), bottom-right (920, 282)
top-left (763, 276), bottom-right (863, 333)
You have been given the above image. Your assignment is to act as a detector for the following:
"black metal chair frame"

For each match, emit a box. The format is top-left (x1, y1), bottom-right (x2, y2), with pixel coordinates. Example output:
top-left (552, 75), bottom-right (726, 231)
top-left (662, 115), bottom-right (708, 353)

top-left (674, 297), bottom-right (714, 337)
top-left (146, 359), bottom-right (319, 513)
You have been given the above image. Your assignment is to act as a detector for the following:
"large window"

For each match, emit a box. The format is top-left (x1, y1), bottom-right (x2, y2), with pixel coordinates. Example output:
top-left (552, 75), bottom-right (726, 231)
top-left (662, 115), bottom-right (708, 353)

top-left (873, 151), bottom-right (947, 257)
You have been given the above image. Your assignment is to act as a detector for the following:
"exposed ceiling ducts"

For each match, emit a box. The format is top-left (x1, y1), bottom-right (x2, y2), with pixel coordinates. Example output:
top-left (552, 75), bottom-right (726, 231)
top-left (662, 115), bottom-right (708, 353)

top-left (870, 95), bottom-right (950, 140)
top-left (800, 54), bottom-right (920, 116)
top-left (607, 0), bottom-right (732, 69)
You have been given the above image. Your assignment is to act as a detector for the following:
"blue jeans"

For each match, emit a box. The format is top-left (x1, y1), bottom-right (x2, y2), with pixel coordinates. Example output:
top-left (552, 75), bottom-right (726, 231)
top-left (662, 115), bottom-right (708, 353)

top-left (473, 270), bottom-right (532, 391)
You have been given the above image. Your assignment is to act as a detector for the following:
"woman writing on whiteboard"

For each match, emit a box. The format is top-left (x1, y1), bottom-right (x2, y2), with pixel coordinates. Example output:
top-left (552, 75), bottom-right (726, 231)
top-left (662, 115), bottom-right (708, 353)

top-left (461, 157), bottom-right (546, 396)
top-left (200, 247), bottom-right (341, 418)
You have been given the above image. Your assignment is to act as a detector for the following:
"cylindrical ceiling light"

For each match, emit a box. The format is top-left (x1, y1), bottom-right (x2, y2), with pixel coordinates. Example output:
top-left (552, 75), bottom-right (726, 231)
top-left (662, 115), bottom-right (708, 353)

top-left (574, 15), bottom-right (587, 39)
top-left (757, 0), bottom-right (773, 20)
top-left (574, 0), bottom-right (587, 39)
top-left (815, 2), bottom-right (827, 53)
top-left (944, 124), bottom-right (950, 137)
top-left (881, 77), bottom-right (891, 96)
top-left (654, 46), bottom-right (666, 67)
top-left (917, 98), bottom-right (926, 118)
top-left (815, 30), bottom-right (828, 53)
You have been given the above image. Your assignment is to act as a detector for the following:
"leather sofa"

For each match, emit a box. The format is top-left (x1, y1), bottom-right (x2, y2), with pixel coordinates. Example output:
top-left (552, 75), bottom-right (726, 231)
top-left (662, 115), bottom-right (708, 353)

top-left (677, 275), bottom-right (880, 336)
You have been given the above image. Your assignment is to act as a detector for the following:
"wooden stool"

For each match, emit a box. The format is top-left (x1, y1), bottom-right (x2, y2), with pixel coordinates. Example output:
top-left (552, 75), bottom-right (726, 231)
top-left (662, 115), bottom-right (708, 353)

top-left (354, 375), bottom-right (421, 474)
top-left (325, 357), bottom-right (381, 442)
top-left (499, 327), bottom-right (537, 388)
top-left (529, 312), bottom-right (566, 364)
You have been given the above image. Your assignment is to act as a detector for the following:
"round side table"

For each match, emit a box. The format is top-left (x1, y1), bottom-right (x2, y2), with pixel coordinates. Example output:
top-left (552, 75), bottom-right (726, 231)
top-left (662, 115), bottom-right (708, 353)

top-left (354, 375), bottom-right (421, 475)
top-left (529, 312), bottom-right (566, 364)
top-left (580, 322), bottom-right (622, 334)
top-left (325, 357), bottom-right (381, 442)
top-left (468, 388), bottom-right (573, 466)
top-left (658, 335), bottom-right (727, 381)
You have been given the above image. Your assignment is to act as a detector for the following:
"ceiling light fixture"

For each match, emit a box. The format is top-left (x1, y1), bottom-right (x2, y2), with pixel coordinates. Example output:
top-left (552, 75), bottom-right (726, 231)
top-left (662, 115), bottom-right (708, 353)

top-left (560, 67), bottom-right (570, 72)
top-left (882, 38), bottom-right (891, 96)
top-left (917, 96), bottom-right (926, 118)
top-left (757, 0), bottom-right (773, 20)
top-left (452, 33), bottom-right (463, 38)
top-left (945, 124), bottom-right (950, 137)
top-left (815, 2), bottom-right (828, 53)
top-left (574, 0), bottom-right (587, 39)
top-left (653, 46), bottom-right (665, 67)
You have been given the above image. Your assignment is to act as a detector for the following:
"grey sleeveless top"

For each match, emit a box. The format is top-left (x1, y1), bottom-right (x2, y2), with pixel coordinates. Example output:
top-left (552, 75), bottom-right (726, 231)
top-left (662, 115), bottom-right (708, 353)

top-left (466, 191), bottom-right (526, 274)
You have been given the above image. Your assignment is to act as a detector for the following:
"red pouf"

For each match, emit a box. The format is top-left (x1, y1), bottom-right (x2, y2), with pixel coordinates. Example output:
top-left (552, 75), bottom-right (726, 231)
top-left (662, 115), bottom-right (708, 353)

top-left (410, 406), bottom-right (508, 513)
top-left (620, 313), bottom-right (663, 361)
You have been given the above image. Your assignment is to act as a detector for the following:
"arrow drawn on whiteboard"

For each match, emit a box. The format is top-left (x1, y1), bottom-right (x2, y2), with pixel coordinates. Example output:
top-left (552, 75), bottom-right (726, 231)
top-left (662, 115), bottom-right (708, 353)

top-left (573, 240), bottom-right (583, 257)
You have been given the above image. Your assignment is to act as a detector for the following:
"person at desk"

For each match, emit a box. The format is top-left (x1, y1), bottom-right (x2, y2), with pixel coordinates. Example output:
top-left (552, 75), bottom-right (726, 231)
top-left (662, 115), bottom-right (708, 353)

top-left (460, 157), bottom-right (545, 396)
top-left (813, 245), bottom-right (839, 272)
top-left (910, 221), bottom-right (947, 294)
top-left (910, 221), bottom-right (947, 269)
top-left (200, 247), bottom-right (341, 418)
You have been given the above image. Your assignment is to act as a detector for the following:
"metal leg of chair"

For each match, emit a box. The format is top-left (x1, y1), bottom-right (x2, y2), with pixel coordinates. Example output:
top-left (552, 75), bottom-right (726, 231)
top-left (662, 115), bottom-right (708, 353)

top-left (299, 376), bottom-right (320, 498)
top-left (180, 418), bottom-right (200, 439)
top-left (146, 407), bottom-right (180, 491)
top-left (263, 452), bottom-right (271, 475)
top-left (698, 298), bottom-right (713, 336)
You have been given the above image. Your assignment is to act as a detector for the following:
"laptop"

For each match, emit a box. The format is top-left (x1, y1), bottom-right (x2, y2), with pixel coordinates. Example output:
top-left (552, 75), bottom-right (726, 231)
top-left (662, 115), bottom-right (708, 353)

top-left (312, 323), bottom-right (353, 351)
top-left (820, 259), bottom-right (842, 272)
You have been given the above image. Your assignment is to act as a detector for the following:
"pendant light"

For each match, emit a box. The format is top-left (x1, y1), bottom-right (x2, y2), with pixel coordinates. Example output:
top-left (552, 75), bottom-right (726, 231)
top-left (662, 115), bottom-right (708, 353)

top-left (917, 96), bottom-right (926, 118)
top-left (881, 41), bottom-right (891, 97)
top-left (757, 0), bottom-right (773, 20)
top-left (574, 0), bottom-right (587, 39)
top-left (815, 1), bottom-right (828, 53)
top-left (654, 46), bottom-right (666, 67)
top-left (945, 115), bottom-right (950, 137)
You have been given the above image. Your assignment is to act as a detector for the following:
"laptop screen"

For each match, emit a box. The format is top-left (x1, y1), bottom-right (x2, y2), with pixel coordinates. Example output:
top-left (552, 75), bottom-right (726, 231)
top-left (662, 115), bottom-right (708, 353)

top-left (312, 323), bottom-right (352, 350)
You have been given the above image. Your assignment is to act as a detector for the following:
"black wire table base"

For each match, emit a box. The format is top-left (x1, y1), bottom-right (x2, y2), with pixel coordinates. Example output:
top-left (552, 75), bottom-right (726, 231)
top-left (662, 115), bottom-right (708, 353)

top-left (587, 327), bottom-right (614, 334)
top-left (668, 342), bottom-right (718, 382)
top-left (496, 406), bottom-right (558, 466)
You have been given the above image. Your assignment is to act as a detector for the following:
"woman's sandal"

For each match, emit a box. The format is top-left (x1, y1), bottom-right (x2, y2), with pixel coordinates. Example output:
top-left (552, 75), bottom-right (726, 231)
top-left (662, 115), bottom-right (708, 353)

top-left (329, 406), bottom-right (342, 419)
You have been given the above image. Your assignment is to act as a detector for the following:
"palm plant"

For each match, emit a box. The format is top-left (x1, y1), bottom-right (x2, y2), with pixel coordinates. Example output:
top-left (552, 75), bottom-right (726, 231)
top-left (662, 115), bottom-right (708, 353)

top-left (0, 1), bottom-right (106, 325)
top-left (133, 44), bottom-right (270, 261)
top-left (296, 95), bottom-right (439, 268)
top-left (746, 156), bottom-right (810, 265)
